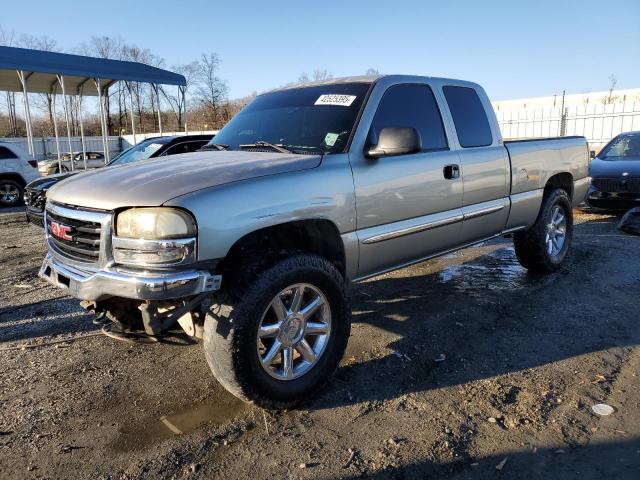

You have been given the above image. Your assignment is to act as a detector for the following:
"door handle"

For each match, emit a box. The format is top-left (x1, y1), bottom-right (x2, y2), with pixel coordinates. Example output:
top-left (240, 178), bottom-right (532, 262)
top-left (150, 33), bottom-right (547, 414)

top-left (443, 164), bottom-right (460, 180)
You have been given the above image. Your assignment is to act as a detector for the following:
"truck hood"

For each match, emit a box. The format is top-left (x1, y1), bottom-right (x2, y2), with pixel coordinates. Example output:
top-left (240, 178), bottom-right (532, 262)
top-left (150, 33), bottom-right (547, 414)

top-left (589, 157), bottom-right (640, 178)
top-left (47, 150), bottom-right (322, 210)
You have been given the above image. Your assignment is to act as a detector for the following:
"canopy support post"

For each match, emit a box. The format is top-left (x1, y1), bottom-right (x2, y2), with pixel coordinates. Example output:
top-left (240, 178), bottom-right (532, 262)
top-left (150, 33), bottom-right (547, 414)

top-left (57, 75), bottom-right (75, 172)
top-left (125, 81), bottom-right (137, 144)
top-left (102, 84), bottom-right (111, 161)
top-left (152, 84), bottom-right (162, 135)
top-left (180, 85), bottom-right (188, 134)
top-left (95, 78), bottom-right (109, 164)
top-left (77, 80), bottom-right (89, 170)
top-left (17, 71), bottom-right (35, 157)
top-left (51, 88), bottom-right (62, 172)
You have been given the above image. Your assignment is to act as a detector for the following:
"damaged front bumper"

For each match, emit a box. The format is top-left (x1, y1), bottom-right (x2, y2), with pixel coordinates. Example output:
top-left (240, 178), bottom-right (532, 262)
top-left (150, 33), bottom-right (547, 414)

top-left (39, 253), bottom-right (221, 301)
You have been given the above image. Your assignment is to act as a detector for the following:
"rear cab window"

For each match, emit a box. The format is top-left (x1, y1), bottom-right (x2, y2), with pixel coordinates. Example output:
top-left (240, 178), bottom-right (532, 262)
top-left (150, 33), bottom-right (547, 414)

top-left (443, 86), bottom-right (493, 148)
top-left (370, 84), bottom-right (448, 151)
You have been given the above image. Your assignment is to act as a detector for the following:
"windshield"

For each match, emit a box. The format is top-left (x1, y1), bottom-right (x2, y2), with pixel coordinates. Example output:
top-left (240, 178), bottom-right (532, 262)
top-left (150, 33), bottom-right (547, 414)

top-left (599, 134), bottom-right (640, 160)
top-left (208, 83), bottom-right (371, 154)
top-left (107, 138), bottom-right (171, 166)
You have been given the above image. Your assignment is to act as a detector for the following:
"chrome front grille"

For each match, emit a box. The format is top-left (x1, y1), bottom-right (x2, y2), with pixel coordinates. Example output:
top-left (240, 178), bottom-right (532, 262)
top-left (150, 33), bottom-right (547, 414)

top-left (46, 212), bottom-right (101, 261)
top-left (45, 203), bottom-right (113, 266)
top-left (592, 177), bottom-right (640, 193)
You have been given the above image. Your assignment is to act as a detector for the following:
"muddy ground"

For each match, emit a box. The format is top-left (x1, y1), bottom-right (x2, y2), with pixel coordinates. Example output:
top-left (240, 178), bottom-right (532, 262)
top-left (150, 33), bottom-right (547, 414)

top-left (0, 208), bottom-right (639, 480)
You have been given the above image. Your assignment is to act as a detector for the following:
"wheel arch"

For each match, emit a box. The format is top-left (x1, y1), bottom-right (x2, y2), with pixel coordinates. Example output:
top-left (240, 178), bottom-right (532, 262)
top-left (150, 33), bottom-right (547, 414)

top-left (216, 219), bottom-right (347, 278)
top-left (545, 172), bottom-right (573, 199)
top-left (0, 173), bottom-right (26, 187)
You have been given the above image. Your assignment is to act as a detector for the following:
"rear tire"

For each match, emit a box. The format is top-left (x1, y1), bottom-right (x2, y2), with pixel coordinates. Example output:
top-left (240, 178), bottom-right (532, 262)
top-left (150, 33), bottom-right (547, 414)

top-left (513, 188), bottom-right (573, 273)
top-left (0, 179), bottom-right (23, 207)
top-left (203, 253), bottom-right (351, 409)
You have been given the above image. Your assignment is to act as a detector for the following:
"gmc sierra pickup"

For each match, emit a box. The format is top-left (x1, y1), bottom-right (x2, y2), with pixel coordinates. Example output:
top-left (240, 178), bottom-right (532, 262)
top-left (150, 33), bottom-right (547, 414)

top-left (39, 75), bottom-right (589, 408)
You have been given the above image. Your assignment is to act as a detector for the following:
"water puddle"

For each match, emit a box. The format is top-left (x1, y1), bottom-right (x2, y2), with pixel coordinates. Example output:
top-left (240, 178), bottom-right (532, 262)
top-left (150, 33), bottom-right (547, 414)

top-left (437, 246), bottom-right (529, 296)
top-left (111, 393), bottom-right (247, 452)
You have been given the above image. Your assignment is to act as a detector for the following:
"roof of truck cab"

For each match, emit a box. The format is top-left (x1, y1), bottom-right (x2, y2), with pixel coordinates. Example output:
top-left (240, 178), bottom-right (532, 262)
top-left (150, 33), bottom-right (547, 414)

top-left (267, 74), bottom-right (480, 93)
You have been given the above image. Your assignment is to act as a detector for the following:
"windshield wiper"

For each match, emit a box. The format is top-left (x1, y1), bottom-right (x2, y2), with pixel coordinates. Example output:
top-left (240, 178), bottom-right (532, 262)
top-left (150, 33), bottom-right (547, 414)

top-left (240, 141), bottom-right (293, 154)
top-left (200, 143), bottom-right (229, 151)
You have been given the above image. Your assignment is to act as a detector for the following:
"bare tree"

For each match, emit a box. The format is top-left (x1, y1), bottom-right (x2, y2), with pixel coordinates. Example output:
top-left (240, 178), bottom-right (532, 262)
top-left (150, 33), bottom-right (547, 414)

top-left (120, 44), bottom-right (164, 132)
top-left (313, 69), bottom-right (332, 81)
top-left (0, 25), bottom-right (15, 45)
top-left (365, 68), bottom-right (380, 75)
top-left (0, 25), bottom-right (19, 136)
top-left (194, 53), bottom-right (229, 128)
top-left (606, 74), bottom-right (618, 104)
top-left (80, 36), bottom-right (126, 134)
top-left (16, 34), bottom-right (60, 136)
top-left (298, 69), bottom-right (333, 84)
top-left (600, 74), bottom-right (619, 105)
top-left (161, 61), bottom-right (198, 131)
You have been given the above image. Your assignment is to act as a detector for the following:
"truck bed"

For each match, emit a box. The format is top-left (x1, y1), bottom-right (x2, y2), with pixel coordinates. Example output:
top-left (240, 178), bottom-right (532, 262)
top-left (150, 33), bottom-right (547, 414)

top-left (504, 136), bottom-right (589, 197)
top-left (502, 136), bottom-right (590, 231)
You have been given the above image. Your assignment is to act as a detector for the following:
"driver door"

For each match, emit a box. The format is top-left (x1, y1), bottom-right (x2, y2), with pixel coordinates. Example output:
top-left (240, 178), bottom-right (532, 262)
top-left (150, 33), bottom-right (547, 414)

top-left (350, 83), bottom-right (464, 278)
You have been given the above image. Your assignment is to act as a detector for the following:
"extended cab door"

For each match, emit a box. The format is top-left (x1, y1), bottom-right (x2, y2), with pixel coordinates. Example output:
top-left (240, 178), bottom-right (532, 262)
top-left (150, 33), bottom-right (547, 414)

top-left (349, 81), bottom-right (464, 279)
top-left (441, 85), bottom-right (510, 243)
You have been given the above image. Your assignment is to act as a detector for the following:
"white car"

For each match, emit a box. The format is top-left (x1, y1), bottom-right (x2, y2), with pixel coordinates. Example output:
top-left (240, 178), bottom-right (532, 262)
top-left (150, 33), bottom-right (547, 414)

top-left (0, 142), bottom-right (40, 207)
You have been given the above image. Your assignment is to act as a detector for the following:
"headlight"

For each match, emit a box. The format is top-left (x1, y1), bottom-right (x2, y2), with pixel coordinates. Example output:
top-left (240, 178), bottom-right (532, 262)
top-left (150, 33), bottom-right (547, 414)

top-left (116, 207), bottom-right (196, 239)
top-left (114, 208), bottom-right (197, 267)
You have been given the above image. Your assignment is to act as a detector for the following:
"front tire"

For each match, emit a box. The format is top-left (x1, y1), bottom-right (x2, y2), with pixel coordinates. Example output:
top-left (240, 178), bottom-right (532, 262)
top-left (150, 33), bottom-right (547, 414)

top-left (0, 180), bottom-right (23, 207)
top-left (203, 254), bottom-right (351, 409)
top-left (513, 188), bottom-right (573, 273)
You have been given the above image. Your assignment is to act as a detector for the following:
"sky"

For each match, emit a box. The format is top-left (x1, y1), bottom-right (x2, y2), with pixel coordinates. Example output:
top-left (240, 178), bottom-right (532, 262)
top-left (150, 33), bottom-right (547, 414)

top-left (2, 0), bottom-right (639, 101)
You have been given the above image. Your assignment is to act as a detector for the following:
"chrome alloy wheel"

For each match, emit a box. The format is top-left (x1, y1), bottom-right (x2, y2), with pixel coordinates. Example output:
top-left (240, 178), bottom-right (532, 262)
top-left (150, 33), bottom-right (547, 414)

top-left (545, 205), bottom-right (567, 257)
top-left (257, 283), bottom-right (331, 381)
top-left (0, 183), bottom-right (20, 204)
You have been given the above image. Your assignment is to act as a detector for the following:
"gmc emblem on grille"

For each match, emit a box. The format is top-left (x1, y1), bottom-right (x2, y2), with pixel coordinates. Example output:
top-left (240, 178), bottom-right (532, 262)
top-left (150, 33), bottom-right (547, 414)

top-left (50, 221), bottom-right (73, 241)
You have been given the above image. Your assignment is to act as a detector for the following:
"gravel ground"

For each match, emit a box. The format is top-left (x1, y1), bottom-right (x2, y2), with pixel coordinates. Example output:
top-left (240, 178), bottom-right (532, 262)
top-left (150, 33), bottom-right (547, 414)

top-left (1, 208), bottom-right (639, 480)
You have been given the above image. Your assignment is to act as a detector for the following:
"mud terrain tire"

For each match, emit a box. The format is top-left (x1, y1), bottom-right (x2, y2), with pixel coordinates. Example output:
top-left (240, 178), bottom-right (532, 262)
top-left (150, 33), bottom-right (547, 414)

top-left (203, 254), bottom-right (351, 409)
top-left (513, 188), bottom-right (573, 273)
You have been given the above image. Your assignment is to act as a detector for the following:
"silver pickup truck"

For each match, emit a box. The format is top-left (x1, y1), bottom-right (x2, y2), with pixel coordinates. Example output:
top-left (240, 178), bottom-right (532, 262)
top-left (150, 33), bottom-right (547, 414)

top-left (40, 75), bottom-right (589, 408)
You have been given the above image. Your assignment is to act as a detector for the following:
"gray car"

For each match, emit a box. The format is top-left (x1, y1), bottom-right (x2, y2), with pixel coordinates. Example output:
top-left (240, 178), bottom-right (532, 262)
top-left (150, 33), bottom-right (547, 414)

top-left (39, 75), bottom-right (589, 408)
top-left (38, 151), bottom-right (106, 175)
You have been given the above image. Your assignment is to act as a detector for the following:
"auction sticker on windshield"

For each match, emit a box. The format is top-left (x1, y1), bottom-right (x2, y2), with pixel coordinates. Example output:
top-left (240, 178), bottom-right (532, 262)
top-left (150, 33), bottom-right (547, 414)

top-left (315, 94), bottom-right (357, 107)
top-left (324, 133), bottom-right (339, 146)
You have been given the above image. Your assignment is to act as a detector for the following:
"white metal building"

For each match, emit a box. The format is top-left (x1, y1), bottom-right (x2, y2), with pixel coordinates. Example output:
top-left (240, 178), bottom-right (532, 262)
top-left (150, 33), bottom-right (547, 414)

top-left (492, 88), bottom-right (640, 150)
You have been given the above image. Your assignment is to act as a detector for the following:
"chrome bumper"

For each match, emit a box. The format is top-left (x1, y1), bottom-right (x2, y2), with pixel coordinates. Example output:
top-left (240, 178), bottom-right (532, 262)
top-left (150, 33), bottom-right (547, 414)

top-left (39, 253), bottom-right (221, 301)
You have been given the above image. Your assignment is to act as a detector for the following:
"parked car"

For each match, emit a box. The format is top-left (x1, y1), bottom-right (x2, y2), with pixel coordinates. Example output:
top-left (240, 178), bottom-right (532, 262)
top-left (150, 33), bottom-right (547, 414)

top-left (0, 141), bottom-right (40, 207)
top-left (25, 134), bottom-right (213, 226)
top-left (38, 151), bottom-right (106, 175)
top-left (38, 75), bottom-right (589, 408)
top-left (586, 131), bottom-right (640, 209)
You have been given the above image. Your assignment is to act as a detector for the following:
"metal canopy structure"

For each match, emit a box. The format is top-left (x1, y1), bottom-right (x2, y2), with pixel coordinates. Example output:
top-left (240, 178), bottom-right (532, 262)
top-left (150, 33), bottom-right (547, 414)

top-left (0, 46), bottom-right (187, 169)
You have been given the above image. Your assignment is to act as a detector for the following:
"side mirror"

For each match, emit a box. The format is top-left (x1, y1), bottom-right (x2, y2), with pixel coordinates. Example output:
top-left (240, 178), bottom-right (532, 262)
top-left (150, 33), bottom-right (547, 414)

top-left (589, 150), bottom-right (596, 160)
top-left (366, 127), bottom-right (421, 159)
